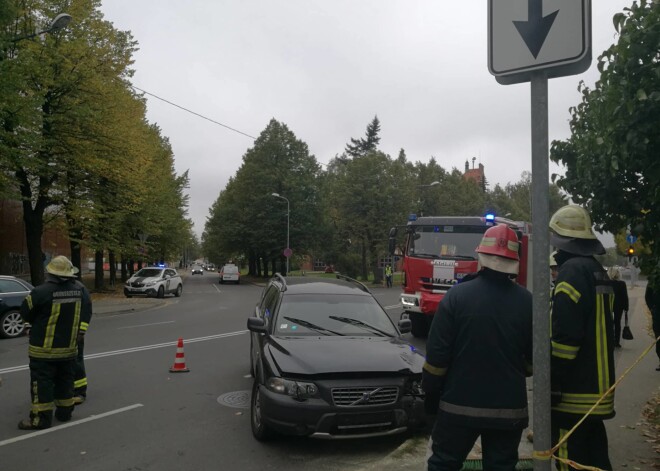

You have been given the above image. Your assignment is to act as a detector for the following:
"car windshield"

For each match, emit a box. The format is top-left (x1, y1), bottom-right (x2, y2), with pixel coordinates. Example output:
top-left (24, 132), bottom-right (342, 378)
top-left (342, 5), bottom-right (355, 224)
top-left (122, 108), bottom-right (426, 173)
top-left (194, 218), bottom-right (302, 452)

top-left (274, 294), bottom-right (397, 337)
top-left (408, 225), bottom-right (485, 259)
top-left (135, 268), bottom-right (163, 278)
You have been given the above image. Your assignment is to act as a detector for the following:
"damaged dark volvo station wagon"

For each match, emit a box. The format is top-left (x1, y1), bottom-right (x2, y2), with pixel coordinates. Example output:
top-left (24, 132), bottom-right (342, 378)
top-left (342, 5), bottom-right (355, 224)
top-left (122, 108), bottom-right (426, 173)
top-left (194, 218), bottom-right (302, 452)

top-left (247, 274), bottom-right (426, 440)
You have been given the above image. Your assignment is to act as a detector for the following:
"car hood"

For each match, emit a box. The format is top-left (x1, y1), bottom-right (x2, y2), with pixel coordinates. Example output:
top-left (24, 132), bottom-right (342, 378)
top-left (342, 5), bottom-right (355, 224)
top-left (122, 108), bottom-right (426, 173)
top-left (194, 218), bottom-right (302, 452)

top-left (266, 336), bottom-right (424, 376)
top-left (127, 275), bottom-right (161, 283)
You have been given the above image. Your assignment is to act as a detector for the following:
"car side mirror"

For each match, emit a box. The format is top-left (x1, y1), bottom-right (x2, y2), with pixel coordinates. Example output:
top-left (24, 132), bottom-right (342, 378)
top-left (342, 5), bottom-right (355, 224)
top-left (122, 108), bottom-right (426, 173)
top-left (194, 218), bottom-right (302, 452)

top-left (247, 317), bottom-right (268, 334)
top-left (398, 319), bottom-right (412, 334)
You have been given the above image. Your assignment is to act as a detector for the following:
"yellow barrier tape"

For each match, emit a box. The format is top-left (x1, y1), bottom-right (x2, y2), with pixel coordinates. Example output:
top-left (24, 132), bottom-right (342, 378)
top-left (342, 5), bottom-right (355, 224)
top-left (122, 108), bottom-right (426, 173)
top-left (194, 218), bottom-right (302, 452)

top-left (534, 335), bottom-right (660, 471)
top-left (532, 450), bottom-right (552, 461)
top-left (553, 457), bottom-right (604, 470)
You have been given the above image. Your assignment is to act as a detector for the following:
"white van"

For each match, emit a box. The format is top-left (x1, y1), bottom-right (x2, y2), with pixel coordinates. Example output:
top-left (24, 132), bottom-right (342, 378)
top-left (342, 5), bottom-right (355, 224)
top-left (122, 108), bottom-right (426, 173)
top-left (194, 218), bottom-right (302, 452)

top-left (219, 264), bottom-right (240, 284)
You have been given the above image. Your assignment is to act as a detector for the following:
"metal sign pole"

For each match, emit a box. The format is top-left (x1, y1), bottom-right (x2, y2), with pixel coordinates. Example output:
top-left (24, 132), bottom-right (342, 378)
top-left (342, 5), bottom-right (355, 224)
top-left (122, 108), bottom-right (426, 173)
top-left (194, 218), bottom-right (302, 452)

top-left (531, 71), bottom-right (551, 471)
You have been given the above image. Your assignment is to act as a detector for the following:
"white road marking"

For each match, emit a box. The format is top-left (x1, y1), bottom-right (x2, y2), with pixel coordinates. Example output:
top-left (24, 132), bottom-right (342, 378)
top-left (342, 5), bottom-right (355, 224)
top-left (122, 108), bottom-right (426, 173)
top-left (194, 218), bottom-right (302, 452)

top-left (117, 321), bottom-right (175, 329)
top-left (212, 284), bottom-right (222, 293)
top-left (0, 330), bottom-right (248, 375)
top-left (0, 404), bottom-right (144, 447)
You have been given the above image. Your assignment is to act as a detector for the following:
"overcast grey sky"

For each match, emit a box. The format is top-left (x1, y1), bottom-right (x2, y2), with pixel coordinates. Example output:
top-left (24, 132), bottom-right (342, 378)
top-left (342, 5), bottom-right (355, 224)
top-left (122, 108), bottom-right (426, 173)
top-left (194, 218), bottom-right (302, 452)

top-left (98, 1), bottom-right (630, 244)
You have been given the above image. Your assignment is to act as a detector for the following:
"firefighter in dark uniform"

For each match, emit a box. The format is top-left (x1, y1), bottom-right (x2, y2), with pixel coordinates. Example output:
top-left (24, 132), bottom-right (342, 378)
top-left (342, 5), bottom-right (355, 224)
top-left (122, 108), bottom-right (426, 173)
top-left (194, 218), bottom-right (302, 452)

top-left (549, 205), bottom-right (614, 470)
top-left (423, 224), bottom-right (533, 471)
top-left (18, 256), bottom-right (93, 430)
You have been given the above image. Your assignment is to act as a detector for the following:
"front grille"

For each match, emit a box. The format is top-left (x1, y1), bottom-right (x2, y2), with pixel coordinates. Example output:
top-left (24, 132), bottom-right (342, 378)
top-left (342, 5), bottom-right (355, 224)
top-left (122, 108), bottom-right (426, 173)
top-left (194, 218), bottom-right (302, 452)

top-left (420, 277), bottom-right (451, 292)
top-left (128, 282), bottom-right (144, 287)
top-left (332, 386), bottom-right (398, 407)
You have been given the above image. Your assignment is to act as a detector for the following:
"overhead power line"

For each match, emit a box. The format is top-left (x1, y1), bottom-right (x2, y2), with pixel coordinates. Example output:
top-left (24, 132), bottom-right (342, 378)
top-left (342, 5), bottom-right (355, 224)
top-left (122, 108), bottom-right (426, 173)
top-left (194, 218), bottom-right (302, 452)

top-left (131, 85), bottom-right (257, 140)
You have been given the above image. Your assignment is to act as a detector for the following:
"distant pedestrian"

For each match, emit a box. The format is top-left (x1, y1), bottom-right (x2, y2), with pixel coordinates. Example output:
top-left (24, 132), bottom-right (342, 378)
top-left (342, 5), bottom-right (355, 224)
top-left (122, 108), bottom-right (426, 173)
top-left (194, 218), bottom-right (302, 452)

top-left (644, 276), bottom-right (660, 371)
top-left (385, 265), bottom-right (393, 288)
top-left (608, 267), bottom-right (629, 348)
top-left (18, 256), bottom-right (92, 430)
top-left (549, 205), bottom-right (614, 470)
top-left (423, 224), bottom-right (533, 470)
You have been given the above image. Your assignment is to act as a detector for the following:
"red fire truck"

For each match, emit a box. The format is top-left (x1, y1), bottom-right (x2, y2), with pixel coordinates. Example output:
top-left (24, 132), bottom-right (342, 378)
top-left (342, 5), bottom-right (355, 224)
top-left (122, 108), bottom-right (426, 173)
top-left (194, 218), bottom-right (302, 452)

top-left (388, 214), bottom-right (532, 337)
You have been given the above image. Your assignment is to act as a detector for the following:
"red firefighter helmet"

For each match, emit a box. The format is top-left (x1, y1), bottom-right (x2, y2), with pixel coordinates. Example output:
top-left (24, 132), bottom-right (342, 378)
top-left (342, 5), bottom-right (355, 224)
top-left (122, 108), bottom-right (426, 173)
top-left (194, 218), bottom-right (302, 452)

top-left (475, 224), bottom-right (520, 275)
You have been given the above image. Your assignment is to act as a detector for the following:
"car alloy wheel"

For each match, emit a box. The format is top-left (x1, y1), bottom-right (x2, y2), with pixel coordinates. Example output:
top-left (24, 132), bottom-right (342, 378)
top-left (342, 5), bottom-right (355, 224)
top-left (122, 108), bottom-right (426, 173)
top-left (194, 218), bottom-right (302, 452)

top-left (175, 285), bottom-right (182, 297)
top-left (251, 381), bottom-right (273, 441)
top-left (1, 310), bottom-right (25, 339)
top-left (157, 286), bottom-right (165, 298)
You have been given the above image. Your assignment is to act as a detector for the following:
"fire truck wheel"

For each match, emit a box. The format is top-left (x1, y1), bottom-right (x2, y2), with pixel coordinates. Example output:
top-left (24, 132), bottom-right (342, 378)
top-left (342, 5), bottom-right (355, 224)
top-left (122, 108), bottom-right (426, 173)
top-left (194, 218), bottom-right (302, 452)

top-left (410, 312), bottom-right (430, 338)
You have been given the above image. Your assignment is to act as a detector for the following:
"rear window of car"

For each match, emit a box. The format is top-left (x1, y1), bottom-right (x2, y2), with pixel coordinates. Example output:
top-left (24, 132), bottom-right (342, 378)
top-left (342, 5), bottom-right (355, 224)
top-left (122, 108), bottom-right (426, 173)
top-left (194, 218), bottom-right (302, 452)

top-left (223, 265), bottom-right (239, 274)
top-left (274, 293), bottom-right (397, 337)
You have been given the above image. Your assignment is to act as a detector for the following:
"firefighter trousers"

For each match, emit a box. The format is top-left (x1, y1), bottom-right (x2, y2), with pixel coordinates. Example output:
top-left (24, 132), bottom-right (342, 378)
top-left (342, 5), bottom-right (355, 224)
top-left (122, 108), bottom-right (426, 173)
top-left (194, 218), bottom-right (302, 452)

top-left (27, 358), bottom-right (76, 429)
top-left (552, 415), bottom-right (612, 471)
top-left (74, 337), bottom-right (88, 397)
top-left (428, 420), bottom-right (523, 471)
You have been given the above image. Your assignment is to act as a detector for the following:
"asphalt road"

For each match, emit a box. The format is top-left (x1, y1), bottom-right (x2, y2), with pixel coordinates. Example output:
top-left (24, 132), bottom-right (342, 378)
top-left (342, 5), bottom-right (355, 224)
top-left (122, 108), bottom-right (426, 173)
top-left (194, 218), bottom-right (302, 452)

top-left (0, 275), bottom-right (418, 471)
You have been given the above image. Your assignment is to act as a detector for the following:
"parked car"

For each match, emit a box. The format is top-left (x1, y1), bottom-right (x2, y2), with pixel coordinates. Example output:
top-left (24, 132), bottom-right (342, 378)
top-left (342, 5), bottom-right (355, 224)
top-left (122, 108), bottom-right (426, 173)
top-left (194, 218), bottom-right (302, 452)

top-left (219, 264), bottom-right (240, 284)
top-left (124, 267), bottom-right (183, 298)
top-left (191, 265), bottom-right (204, 275)
top-left (0, 275), bottom-right (34, 339)
top-left (247, 274), bottom-right (425, 441)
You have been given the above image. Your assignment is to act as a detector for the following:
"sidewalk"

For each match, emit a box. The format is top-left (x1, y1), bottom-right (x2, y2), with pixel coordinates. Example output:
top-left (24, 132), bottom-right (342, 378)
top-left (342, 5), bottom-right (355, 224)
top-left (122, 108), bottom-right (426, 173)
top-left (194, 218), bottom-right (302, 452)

top-left (363, 284), bottom-right (659, 470)
top-left (606, 283), bottom-right (659, 470)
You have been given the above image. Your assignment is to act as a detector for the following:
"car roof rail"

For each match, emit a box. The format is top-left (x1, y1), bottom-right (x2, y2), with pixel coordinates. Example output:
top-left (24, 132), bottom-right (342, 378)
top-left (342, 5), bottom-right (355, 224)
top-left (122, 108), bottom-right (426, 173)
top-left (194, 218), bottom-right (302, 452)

top-left (273, 273), bottom-right (287, 291)
top-left (334, 273), bottom-right (370, 293)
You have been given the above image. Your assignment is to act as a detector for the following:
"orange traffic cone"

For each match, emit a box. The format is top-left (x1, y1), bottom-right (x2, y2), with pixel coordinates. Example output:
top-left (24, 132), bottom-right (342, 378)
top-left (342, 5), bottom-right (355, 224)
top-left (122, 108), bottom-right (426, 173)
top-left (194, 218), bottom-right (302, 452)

top-left (169, 337), bottom-right (190, 373)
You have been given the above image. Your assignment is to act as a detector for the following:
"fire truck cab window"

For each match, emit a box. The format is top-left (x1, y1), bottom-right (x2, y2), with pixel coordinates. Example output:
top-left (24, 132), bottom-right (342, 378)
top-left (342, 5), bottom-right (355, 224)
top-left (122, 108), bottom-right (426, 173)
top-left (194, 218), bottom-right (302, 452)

top-left (409, 225), bottom-right (486, 259)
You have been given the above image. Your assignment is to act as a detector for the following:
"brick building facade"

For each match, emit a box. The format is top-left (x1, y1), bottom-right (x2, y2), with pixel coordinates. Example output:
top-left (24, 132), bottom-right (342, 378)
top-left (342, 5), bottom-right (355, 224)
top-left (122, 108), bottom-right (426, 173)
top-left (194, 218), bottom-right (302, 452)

top-left (0, 200), bottom-right (74, 276)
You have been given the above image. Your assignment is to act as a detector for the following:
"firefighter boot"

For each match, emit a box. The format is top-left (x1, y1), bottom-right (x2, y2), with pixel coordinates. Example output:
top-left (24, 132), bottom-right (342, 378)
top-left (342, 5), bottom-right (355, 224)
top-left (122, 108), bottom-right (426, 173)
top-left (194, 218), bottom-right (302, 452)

top-left (55, 405), bottom-right (74, 422)
top-left (18, 410), bottom-right (53, 430)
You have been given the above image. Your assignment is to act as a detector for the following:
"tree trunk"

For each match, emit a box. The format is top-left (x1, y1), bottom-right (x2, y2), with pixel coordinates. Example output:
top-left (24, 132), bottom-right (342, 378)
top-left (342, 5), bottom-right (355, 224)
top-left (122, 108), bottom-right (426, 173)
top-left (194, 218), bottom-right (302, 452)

top-left (22, 199), bottom-right (46, 286)
top-left (94, 250), bottom-right (104, 290)
top-left (109, 250), bottom-right (117, 287)
top-left (120, 254), bottom-right (128, 281)
top-left (68, 226), bottom-right (83, 279)
top-left (248, 250), bottom-right (256, 276)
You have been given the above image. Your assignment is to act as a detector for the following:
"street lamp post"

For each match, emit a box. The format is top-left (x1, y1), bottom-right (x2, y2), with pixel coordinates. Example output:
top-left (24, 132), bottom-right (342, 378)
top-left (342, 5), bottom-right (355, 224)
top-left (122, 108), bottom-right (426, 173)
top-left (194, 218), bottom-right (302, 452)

top-left (271, 193), bottom-right (290, 276)
top-left (10, 13), bottom-right (72, 43)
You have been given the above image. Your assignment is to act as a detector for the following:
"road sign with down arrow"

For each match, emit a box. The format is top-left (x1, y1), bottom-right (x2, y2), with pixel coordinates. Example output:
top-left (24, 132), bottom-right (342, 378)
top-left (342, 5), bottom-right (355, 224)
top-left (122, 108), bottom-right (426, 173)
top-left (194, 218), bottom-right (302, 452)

top-left (489, 0), bottom-right (591, 85)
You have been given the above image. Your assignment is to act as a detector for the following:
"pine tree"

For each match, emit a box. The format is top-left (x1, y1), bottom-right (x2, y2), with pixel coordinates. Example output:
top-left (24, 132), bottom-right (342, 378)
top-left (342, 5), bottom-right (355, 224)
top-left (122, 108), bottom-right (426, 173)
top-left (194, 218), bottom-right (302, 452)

top-left (345, 115), bottom-right (381, 158)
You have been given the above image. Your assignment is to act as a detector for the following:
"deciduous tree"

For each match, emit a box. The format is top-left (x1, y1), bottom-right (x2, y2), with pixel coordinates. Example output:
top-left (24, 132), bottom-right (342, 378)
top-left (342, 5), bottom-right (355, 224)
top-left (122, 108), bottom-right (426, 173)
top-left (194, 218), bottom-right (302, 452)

top-left (550, 0), bottom-right (660, 282)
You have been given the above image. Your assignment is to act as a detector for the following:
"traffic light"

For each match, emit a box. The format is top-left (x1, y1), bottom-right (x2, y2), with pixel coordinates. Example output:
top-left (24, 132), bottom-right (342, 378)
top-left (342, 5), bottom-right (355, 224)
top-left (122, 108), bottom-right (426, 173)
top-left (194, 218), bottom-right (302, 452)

top-left (627, 246), bottom-right (635, 260)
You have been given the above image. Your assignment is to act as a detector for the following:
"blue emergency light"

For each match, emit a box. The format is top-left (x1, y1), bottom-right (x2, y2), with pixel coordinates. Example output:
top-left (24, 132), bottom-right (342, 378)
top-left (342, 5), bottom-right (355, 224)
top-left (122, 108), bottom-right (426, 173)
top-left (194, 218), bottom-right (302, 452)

top-left (485, 212), bottom-right (496, 223)
top-left (408, 214), bottom-right (418, 221)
